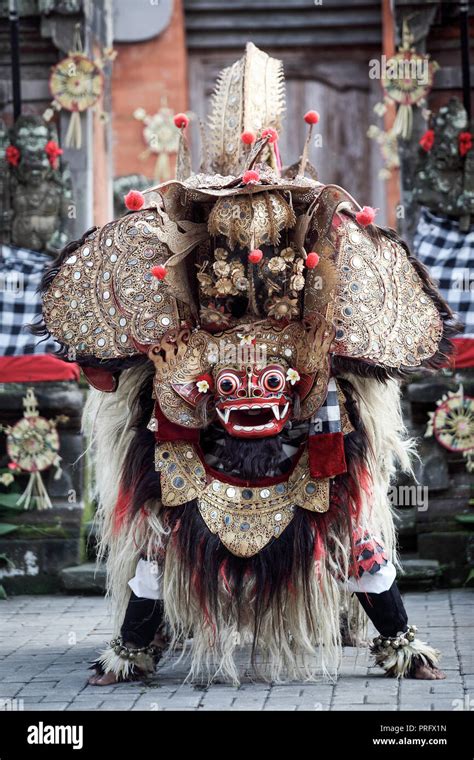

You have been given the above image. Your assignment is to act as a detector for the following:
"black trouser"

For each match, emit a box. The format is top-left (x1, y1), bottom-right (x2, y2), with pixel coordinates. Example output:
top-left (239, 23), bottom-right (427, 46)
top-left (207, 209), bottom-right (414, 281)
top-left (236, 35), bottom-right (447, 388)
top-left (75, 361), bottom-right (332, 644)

top-left (120, 592), bottom-right (164, 648)
top-left (356, 580), bottom-right (408, 637)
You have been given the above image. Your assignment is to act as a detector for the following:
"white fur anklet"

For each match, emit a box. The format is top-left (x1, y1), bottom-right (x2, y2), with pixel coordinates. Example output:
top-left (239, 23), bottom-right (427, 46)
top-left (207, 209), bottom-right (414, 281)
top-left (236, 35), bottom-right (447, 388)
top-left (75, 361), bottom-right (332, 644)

top-left (95, 637), bottom-right (161, 681)
top-left (371, 625), bottom-right (440, 678)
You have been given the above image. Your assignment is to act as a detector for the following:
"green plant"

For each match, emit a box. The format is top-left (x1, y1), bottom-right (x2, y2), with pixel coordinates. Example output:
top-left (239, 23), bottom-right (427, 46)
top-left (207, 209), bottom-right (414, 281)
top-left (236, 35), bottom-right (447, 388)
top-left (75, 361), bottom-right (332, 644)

top-left (0, 491), bottom-right (22, 536)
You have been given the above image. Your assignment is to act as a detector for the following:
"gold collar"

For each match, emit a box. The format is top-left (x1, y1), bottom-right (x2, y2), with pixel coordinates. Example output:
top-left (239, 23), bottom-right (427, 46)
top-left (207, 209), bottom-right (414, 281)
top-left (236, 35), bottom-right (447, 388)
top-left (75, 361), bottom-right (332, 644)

top-left (155, 441), bottom-right (329, 557)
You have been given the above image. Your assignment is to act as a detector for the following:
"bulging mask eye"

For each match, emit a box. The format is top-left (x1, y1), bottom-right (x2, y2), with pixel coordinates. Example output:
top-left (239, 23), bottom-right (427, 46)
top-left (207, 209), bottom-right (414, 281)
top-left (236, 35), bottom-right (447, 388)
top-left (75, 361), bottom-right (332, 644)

top-left (261, 368), bottom-right (286, 393)
top-left (217, 372), bottom-right (239, 396)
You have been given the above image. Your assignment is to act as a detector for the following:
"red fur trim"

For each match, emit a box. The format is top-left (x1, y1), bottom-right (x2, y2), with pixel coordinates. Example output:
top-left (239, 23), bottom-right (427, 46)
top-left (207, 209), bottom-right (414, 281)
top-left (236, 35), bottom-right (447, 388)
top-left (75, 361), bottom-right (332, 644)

top-left (308, 432), bottom-right (347, 478)
top-left (112, 487), bottom-right (131, 534)
top-left (220, 560), bottom-right (232, 595)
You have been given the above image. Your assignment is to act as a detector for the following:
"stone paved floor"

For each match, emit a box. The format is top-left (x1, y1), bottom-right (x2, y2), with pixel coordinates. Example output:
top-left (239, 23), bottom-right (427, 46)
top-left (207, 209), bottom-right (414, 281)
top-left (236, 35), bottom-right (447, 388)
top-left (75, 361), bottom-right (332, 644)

top-left (0, 589), bottom-right (472, 711)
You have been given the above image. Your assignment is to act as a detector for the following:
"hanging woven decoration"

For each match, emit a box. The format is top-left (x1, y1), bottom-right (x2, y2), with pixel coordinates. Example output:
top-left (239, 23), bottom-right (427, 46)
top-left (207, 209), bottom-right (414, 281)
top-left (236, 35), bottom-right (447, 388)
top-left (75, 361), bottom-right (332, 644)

top-left (381, 20), bottom-right (438, 140)
top-left (134, 102), bottom-right (183, 182)
top-left (425, 386), bottom-right (474, 472)
top-left (0, 389), bottom-right (68, 510)
top-left (47, 25), bottom-right (115, 149)
top-left (366, 123), bottom-right (400, 180)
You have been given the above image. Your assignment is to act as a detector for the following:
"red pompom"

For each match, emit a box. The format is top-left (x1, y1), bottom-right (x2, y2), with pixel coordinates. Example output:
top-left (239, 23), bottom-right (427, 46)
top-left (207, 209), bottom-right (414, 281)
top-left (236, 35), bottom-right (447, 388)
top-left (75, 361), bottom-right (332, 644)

top-left (241, 131), bottom-right (256, 145)
top-left (5, 145), bottom-right (20, 167)
top-left (45, 140), bottom-right (63, 169)
top-left (261, 127), bottom-right (278, 144)
top-left (305, 252), bottom-right (320, 269)
top-left (151, 265), bottom-right (167, 280)
top-left (173, 112), bottom-right (189, 129)
top-left (355, 206), bottom-right (377, 227)
top-left (419, 129), bottom-right (435, 152)
top-left (304, 110), bottom-right (320, 125)
top-left (248, 249), bottom-right (263, 264)
top-left (124, 190), bottom-right (145, 211)
top-left (242, 169), bottom-right (260, 185)
top-left (459, 131), bottom-right (473, 157)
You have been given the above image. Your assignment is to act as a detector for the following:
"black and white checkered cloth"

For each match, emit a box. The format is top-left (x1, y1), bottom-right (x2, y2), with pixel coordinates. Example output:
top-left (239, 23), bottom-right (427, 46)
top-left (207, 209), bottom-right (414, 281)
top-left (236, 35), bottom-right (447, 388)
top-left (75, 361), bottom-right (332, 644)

top-left (413, 208), bottom-right (474, 339)
top-left (0, 244), bottom-right (59, 356)
top-left (310, 378), bottom-right (341, 434)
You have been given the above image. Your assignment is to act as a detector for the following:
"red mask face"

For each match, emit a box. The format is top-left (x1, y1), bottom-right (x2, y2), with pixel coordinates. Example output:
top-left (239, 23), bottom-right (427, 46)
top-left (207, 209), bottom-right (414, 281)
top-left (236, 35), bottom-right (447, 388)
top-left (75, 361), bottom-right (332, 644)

top-left (214, 364), bottom-right (292, 438)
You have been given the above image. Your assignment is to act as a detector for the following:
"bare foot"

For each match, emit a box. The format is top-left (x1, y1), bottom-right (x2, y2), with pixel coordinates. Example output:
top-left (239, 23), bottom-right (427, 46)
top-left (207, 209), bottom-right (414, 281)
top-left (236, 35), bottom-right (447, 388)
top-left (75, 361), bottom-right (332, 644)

top-left (88, 671), bottom-right (119, 686)
top-left (411, 662), bottom-right (446, 680)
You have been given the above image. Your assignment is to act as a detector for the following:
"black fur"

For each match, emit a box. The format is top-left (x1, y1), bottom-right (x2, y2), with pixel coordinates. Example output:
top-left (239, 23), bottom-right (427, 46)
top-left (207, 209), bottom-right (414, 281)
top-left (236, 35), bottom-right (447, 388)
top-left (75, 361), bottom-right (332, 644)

top-left (205, 432), bottom-right (286, 479)
top-left (120, 365), bottom-right (162, 510)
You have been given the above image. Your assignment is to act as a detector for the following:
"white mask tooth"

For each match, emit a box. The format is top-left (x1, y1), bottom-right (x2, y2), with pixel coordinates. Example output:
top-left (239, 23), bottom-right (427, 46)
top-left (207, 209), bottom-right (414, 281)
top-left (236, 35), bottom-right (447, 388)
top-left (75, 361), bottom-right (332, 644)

top-left (272, 404), bottom-right (280, 420)
top-left (224, 408), bottom-right (231, 423)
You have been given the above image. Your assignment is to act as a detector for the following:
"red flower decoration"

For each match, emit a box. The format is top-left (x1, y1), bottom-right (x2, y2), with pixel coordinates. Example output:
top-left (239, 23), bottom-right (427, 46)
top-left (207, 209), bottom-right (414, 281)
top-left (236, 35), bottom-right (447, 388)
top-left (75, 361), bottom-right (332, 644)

top-left (173, 112), bottom-right (189, 129)
top-left (261, 127), bottom-right (278, 144)
top-left (355, 206), bottom-right (377, 227)
top-left (241, 131), bottom-right (255, 145)
top-left (248, 249), bottom-right (263, 264)
top-left (305, 252), bottom-right (320, 269)
top-left (45, 140), bottom-right (63, 169)
top-left (242, 169), bottom-right (260, 184)
top-left (419, 129), bottom-right (435, 152)
top-left (124, 190), bottom-right (145, 211)
top-left (459, 131), bottom-right (473, 157)
top-left (304, 110), bottom-right (319, 125)
top-left (5, 145), bottom-right (20, 167)
top-left (151, 265), bottom-right (167, 280)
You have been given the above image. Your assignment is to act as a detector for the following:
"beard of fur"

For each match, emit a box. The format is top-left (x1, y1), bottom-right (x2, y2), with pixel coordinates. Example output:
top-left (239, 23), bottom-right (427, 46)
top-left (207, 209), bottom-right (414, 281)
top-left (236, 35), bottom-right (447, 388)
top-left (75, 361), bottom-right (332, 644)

top-left (211, 433), bottom-right (286, 479)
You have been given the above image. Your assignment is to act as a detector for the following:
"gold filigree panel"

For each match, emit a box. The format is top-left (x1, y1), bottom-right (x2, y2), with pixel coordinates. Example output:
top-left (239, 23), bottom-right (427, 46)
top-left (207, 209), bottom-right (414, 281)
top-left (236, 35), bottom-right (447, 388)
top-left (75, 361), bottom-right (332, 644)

top-left (155, 441), bottom-right (329, 557)
top-left (331, 218), bottom-right (443, 368)
top-left (43, 209), bottom-right (189, 359)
